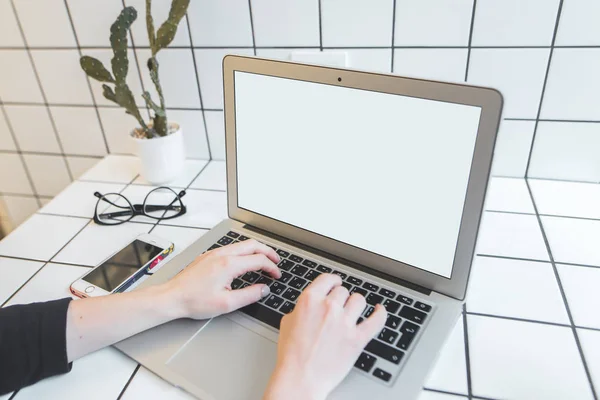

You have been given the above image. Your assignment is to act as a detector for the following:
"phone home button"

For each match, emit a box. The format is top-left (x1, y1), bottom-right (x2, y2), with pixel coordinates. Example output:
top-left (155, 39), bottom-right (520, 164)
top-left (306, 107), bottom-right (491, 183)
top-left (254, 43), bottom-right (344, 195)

top-left (85, 286), bottom-right (95, 294)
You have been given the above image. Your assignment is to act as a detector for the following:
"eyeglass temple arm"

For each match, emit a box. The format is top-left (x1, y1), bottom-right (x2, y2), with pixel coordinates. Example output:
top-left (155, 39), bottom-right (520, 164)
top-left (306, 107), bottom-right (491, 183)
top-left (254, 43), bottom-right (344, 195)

top-left (99, 210), bottom-right (134, 218)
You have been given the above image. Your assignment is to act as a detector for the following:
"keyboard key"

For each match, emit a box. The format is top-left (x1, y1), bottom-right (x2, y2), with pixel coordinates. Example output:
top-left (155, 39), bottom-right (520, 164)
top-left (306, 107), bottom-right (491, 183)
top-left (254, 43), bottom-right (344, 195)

top-left (341, 282), bottom-right (352, 291)
top-left (277, 271), bottom-right (292, 284)
top-left (366, 293), bottom-right (384, 305)
top-left (278, 259), bottom-right (294, 271)
top-left (265, 295), bottom-right (284, 309)
top-left (289, 254), bottom-right (303, 263)
top-left (363, 282), bottom-right (379, 292)
top-left (397, 321), bottom-right (419, 350)
top-left (280, 301), bottom-right (295, 314)
top-left (289, 276), bottom-right (307, 290)
top-left (240, 282), bottom-right (250, 289)
top-left (305, 270), bottom-right (321, 281)
top-left (241, 271), bottom-right (259, 283)
top-left (207, 244), bottom-right (221, 251)
top-left (365, 340), bottom-right (404, 364)
top-left (267, 245), bottom-right (277, 252)
top-left (385, 314), bottom-right (402, 330)
top-left (379, 288), bottom-right (396, 298)
top-left (332, 270), bottom-right (348, 279)
top-left (414, 301), bottom-right (432, 312)
top-left (378, 328), bottom-right (399, 345)
top-left (290, 265), bottom-right (309, 277)
top-left (354, 352), bottom-right (377, 373)
top-left (241, 302), bottom-right (282, 329)
top-left (217, 236), bottom-right (234, 246)
top-left (256, 275), bottom-right (273, 286)
top-left (276, 249), bottom-right (290, 258)
top-left (282, 288), bottom-right (301, 302)
top-left (238, 235), bottom-right (250, 241)
top-left (364, 306), bottom-right (374, 318)
top-left (302, 259), bottom-right (318, 268)
top-left (373, 368), bottom-right (392, 382)
top-left (399, 307), bottom-right (427, 324)
top-left (226, 231), bottom-right (240, 239)
top-left (231, 278), bottom-right (243, 290)
top-left (347, 276), bottom-right (363, 286)
top-left (397, 295), bottom-right (413, 305)
top-left (317, 265), bottom-right (332, 273)
top-left (358, 317), bottom-right (364, 324)
top-left (400, 321), bottom-right (420, 336)
top-left (351, 287), bottom-right (368, 297)
top-left (270, 282), bottom-right (287, 295)
top-left (383, 299), bottom-right (401, 314)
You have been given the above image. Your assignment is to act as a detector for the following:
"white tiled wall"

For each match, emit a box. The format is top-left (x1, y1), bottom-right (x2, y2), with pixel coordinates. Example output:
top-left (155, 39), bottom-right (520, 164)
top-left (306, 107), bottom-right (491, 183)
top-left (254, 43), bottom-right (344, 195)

top-left (0, 0), bottom-right (598, 233)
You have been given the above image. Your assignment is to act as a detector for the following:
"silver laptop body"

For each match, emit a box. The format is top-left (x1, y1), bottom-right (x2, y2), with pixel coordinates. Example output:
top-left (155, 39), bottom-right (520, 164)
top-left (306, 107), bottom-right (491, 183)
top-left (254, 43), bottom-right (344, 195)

top-left (116, 56), bottom-right (503, 400)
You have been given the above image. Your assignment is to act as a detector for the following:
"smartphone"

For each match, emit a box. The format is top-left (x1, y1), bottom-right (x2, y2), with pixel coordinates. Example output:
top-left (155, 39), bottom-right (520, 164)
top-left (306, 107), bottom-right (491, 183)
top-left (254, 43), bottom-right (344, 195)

top-left (70, 233), bottom-right (174, 298)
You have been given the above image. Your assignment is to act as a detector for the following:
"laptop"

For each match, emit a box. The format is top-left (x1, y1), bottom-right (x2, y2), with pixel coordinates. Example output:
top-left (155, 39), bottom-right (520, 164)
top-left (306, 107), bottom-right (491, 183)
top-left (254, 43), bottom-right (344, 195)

top-left (116, 55), bottom-right (503, 400)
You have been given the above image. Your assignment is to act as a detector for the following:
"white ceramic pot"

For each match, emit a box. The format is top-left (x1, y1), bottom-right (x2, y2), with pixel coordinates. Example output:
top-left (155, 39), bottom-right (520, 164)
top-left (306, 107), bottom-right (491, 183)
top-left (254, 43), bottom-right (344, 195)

top-left (131, 123), bottom-right (185, 185)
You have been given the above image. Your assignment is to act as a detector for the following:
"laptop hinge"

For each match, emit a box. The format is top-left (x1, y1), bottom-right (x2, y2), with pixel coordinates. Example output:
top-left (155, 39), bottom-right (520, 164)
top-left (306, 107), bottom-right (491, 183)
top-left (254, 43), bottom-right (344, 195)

top-left (243, 224), bottom-right (432, 296)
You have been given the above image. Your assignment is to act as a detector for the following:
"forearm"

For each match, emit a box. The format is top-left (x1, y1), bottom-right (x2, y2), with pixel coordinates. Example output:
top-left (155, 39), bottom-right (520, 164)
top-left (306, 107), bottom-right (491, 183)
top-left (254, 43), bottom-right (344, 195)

top-left (66, 283), bottom-right (183, 362)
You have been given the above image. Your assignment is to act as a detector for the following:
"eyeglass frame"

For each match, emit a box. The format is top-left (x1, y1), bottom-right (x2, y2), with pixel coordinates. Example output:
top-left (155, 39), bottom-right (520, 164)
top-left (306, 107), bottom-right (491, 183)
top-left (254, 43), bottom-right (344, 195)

top-left (93, 186), bottom-right (187, 226)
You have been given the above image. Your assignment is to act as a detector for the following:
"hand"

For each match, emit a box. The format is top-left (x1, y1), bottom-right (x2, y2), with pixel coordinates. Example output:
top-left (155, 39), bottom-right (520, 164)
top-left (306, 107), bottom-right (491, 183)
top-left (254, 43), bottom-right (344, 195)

top-left (264, 274), bottom-right (387, 400)
top-left (163, 239), bottom-right (281, 320)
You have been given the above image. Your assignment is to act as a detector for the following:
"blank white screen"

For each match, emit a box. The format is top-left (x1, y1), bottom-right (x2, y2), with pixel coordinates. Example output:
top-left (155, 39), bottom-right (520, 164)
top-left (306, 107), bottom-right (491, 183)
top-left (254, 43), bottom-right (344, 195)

top-left (235, 72), bottom-right (481, 278)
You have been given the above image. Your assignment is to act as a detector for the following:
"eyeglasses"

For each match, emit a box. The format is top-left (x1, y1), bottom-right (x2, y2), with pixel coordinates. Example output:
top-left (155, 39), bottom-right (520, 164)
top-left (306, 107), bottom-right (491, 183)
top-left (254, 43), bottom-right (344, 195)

top-left (93, 187), bottom-right (187, 226)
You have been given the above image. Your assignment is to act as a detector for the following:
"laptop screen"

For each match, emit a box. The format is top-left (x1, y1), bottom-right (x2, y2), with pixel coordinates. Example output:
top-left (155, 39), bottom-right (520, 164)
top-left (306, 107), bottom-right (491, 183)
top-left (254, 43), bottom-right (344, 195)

top-left (234, 71), bottom-right (482, 279)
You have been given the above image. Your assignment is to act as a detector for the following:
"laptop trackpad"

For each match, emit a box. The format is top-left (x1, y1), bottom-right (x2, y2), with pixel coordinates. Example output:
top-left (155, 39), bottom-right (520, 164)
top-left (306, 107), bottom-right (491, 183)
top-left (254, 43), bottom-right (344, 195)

top-left (167, 316), bottom-right (278, 400)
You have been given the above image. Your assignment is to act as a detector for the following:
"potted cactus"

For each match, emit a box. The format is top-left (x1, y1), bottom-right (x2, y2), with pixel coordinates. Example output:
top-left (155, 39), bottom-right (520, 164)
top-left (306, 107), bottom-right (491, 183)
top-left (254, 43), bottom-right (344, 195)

top-left (80, 0), bottom-right (189, 184)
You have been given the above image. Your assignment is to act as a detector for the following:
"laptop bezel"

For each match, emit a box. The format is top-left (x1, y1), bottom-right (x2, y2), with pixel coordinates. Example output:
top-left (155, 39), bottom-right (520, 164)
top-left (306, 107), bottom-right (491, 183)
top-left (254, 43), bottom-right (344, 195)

top-left (222, 55), bottom-right (503, 300)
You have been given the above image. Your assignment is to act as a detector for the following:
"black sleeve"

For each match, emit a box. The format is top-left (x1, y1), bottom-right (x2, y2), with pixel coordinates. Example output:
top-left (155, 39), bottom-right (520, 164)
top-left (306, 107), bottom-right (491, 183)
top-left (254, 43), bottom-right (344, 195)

top-left (0, 298), bottom-right (73, 395)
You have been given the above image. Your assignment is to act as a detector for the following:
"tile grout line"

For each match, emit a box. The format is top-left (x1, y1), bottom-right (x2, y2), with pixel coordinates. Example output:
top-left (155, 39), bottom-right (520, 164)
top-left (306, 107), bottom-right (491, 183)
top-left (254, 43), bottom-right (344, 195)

top-left (116, 364), bottom-right (141, 400)
top-left (0, 101), bottom-right (224, 112)
top-left (247, 0), bottom-right (257, 56)
top-left (63, 0), bottom-right (111, 155)
top-left (0, 149), bottom-right (105, 159)
top-left (525, 179), bottom-right (598, 399)
top-left (5, 45), bottom-right (600, 50)
top-left (478, 252), bottom-right (600, 270)
top-left (184, 14), bottom-right (213, 160)
top-left (464, 0), bottom-right (477, 82)
top-left (0, 99), bottom-right (42, 207)
top-left (390, 0), bottom-right (397, 73)
top-left (9, 0), bottom-right (75, 182)
top-left (461, 304), bottom-right (474, 398)
top-left (524, 0), bottom-right (564, 178)
top-left (0, 192), bottom-right (52, 199)
top-left (317, 0), bottom-right (323, 51)
top-left (467, 311), bottom-right (600, 332)
top-left (422, 388), bottom-right (469, 398)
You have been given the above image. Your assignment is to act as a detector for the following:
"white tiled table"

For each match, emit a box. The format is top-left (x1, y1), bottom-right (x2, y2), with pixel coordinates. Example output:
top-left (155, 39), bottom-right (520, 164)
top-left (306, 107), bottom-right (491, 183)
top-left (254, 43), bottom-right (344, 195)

top-left (0, 155), bottom-right (598, 400)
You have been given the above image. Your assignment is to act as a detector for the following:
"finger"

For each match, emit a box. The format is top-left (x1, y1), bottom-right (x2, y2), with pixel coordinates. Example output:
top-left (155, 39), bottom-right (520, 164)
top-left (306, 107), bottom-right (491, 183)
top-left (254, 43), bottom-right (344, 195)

top-left (214, 239), bottom-right (279, 264)
top-left (304, 273), bottom-right (342, 298)
top-left (327, 286), bottom-right (350, 307)
top-left (226, 253), bottom-right (281, 279)
top-left (357, 304), bottom-right (387, 342)
top-left (344, 292), bottom-right (367, 322)
top-left (226, 284), bottom-right (271, 312)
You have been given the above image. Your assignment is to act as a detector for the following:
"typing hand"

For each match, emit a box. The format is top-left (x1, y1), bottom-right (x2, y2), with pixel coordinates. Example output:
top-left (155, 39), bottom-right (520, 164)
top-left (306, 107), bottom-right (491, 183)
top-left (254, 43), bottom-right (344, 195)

top-left (264, 274), bottom-right (387, 400)
top-left (164, 239), bottom-right (281, 320)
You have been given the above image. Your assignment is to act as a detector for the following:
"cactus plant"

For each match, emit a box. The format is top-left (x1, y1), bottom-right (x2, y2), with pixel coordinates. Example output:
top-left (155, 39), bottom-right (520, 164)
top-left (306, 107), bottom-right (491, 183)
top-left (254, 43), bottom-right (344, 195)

top-left (80, 0), bottom-right (190, 139)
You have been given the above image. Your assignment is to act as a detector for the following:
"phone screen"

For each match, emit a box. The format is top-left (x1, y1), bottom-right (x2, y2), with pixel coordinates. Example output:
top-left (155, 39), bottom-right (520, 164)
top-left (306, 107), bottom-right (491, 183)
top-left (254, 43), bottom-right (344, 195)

top-left (83, 240), bottom-right (164, 292)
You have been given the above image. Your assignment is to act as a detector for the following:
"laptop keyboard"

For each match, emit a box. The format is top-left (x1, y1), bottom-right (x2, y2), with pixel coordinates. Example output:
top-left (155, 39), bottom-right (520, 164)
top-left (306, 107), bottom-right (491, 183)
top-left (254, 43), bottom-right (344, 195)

top-left (205, 231), bottom-right (434, 386)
